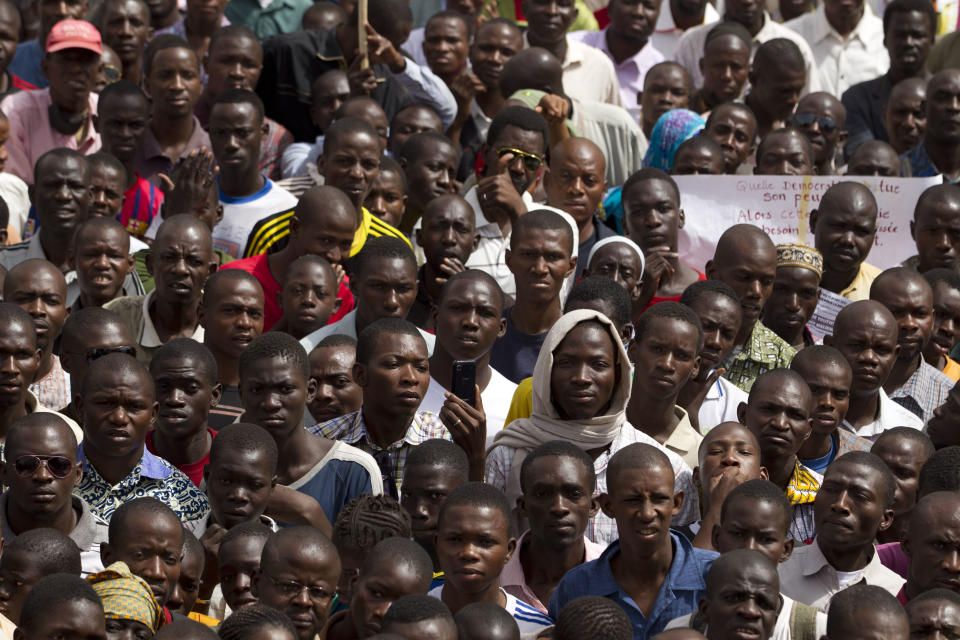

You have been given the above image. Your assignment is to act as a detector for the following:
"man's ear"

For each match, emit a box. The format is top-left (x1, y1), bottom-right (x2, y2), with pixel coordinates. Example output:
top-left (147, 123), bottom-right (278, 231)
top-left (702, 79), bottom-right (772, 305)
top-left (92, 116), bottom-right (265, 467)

top-left (100, 541), bottom-right (113, 568)
top-left (678, 208), bottom-right (685, 229)
top-left (779, 536), bottom-right (795, 563)
top-left (711, 523), bottom-right (722, 551)
top-left (598, 492), bottom-right (615, 518)
top-left (910, 220), bottom-right (917, 241)
top-left (823, 334), bottom-right (833, 347)
top-left (877, 507), bottom-right (896, 533)
top-left (515, 495), bottom-right (526, 520)
top-left (672, 490), bottom-right (685, 517)
top-left (692, 465), bottom-right (701, 488)
top-left (415, 228), bottom-right (423, 248)
top-left (759, 465), bottom-right (769, 480)
top-left (696, 595), bottom-right (709, 624)
top-left (497, 317), bottom-right (507, 339)
top-left (210, 382), bottom-right (223, 408)
top-left (565, 255), bottom-right (577, 278)
top-left (705, 259), bottom-right (715, 280)
top-left (197, 303), bottom-right (207, 329)
top-left (699, 57), bottom-right (706, 75)
top-left (472, 233), bottom-right (480, 252)
top-left (352, 362), bottom-right (368, 387)
top-left (145, 250), bottom-right (154, 277)
top-left (306, 376), bottom-right (318, 404)
top-left (503, 536), bottom-right (518, 566)
top-left (737, 401), bottom-right (747, 424)
top-left (809, 209), bottom-right (819, 233)
top-left (27, 183), bottom-right (34, 208)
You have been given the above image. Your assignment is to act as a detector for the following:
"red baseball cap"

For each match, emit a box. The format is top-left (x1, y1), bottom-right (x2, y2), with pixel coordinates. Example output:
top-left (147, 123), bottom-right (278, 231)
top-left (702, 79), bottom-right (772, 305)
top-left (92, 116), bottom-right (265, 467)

top-left (45, 19), bottom-right (103, 55)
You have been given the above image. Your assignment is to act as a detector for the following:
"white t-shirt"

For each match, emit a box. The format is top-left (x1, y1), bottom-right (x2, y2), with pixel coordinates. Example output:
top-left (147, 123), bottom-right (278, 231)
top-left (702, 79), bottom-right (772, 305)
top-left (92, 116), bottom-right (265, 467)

top-left (427, 585), bottom-right (553, 633)
top-left (211, 179), bottom-right (298, 259)
top-left (420, 370), bottom-right (517, 448)
top-left (699, 375), bottom-right (749, 433)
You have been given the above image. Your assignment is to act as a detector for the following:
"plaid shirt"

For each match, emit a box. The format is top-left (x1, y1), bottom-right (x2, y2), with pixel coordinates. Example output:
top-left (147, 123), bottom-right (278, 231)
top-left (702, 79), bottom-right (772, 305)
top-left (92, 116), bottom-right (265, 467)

top-left (722, 322), bottom-right (796, 392)
top-left (786, 459), bottom-right (823, 544)
top-left (889, 359), bottom-right (954, 424)
top-left (310, 410), bottom-right (451, 498)
top-left (259, 118), bottom-right (294, 181)
top-left (74, 445), bottom-right (210, 536)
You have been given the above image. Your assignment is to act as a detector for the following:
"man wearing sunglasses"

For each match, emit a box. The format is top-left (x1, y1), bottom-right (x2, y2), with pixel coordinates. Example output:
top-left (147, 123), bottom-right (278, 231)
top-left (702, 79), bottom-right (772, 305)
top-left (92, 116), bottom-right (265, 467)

top-left (791, 93), bottom-right (848, 176)
top-left (463, 106), bottom-right (548, 301)
top-left (0, 413), bottom-right (107, 577)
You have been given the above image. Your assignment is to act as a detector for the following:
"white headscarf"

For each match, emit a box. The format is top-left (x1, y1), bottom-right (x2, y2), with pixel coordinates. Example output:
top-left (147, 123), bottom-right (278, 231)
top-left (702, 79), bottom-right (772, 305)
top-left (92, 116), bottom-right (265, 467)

top-left (586, 236), bottom-right (646, 278)
top-left (489, 308), bottom-right (633, 504)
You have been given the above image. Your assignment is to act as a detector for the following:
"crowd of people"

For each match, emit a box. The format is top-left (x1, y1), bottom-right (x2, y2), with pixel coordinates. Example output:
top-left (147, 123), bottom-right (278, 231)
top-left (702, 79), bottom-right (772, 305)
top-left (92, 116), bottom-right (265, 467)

top-left (0, 0), bottom-right (960, 636)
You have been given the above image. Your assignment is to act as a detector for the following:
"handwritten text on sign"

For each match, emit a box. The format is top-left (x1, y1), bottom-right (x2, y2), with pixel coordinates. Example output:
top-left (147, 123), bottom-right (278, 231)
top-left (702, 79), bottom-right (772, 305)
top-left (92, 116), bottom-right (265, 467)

top-left (675, 175), bottom-right (943, 272)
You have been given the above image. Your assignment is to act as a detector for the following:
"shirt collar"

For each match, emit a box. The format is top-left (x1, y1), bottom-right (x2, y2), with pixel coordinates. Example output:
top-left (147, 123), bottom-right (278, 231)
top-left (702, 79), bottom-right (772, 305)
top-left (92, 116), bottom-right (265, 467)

top-left (803, 536), bottom-right (877, 576)
top-left (597, 532), bottom-right (710, 595)
top-left (809, 4), bottom-right (873, 44)
top-left (342, 410), bottom-right (430, 450)
top-left (77, 442), bottom-right (173, 481)
top-left (141, 116), bottom-right (209, 163)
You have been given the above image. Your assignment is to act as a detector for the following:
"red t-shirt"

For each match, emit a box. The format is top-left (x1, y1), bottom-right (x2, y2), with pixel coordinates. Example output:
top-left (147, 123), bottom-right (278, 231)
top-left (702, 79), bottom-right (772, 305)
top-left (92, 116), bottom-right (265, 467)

top-left (643, 269), bottom-right (706, 311)
top-left (145, 428), bottom-right (217, 488)
top-left (222, 253), bottom-right (354, 331)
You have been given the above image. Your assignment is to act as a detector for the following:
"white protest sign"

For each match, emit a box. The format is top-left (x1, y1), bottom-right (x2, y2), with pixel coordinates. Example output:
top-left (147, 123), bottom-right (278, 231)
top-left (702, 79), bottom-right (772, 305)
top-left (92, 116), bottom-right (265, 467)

top-left (675, 175), bottom-right (943, 272)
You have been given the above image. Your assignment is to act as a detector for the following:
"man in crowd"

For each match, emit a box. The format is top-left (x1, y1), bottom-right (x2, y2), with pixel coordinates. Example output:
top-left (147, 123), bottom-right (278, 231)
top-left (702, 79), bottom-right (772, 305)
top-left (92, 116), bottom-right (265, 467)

top-left (870, 267), bottom-right (953, 424)
top-left (870, 427), bottom-right (933, 545)
top-left (841, 0), bottom-right (936, 158)
top-left (922, 269), bottom-right (960, 381)
top-left (792, 93), bottom-right (847, 176)
top-left (706, 224), bottom-right (794, 392)
top-left (902, 69), bottom-right (960, 182)
top-left (754, 127), bottom-right (816, 176)
top-left (886, 77), bottom-right (927, 155)
top-left (136, 36), bottom-right (210, 186)
top-left (106, 215), bottom-right (216, 365)
top-left (702, 103), bottom-right (759, 174)
top-left (905, 184), bottom-right (960, 274)
top-left (763, 244), bottom-right (822, 350)
top-left (825, 300), bottom-right (924, 440)
top-left (1, 19), bottom-right (101, 184)
top-left (100, 0), bottom-right (153, 85)
top-left (70, 217), bottom-right (139, 310)
top-left (687, 24), bottom-right (751, 115)
top-left (811, 182), bottom-right (881, 302)
top-left (74, 352), bottom-right (210, 532)
top-left (208, 90), bottom-right (298, 260)
top-left (778, 452), bottom-right (904, 609)
top-left (847, 140), bottom-right (902, 176)
top-left (744, 40), bottom-right (810, 140)
top-left (397, 132), bottom-right (459, 237)
top-left (899, 491), bottom-right (960, 604)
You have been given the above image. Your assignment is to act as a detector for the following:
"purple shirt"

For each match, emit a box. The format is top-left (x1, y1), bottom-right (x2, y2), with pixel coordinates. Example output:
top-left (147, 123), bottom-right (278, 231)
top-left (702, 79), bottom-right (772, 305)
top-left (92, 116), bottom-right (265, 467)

top-left (0, 88), bottom-right (101, 183)
top-left (877, 541), bottom-right (909, 578)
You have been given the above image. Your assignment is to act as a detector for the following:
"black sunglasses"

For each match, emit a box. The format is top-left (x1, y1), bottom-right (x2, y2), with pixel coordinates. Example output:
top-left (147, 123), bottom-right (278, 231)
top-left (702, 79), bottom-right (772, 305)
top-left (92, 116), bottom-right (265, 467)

top-left (13, 455), bottom-right (74, 479)
top-left (791, 112), bottom-right (837, 134)
top-left (86, 346), bottom-right (137, 363)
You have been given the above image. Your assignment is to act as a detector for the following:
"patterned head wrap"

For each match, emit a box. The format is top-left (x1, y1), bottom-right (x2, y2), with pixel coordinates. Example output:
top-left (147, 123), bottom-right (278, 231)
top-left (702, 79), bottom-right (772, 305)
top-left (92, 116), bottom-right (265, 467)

top-left (87, 561), bottom-right (163, 631)
top-left (776, 243), bottom-right (823, 278)
top-left (642, 109), bottom-right (706, 172)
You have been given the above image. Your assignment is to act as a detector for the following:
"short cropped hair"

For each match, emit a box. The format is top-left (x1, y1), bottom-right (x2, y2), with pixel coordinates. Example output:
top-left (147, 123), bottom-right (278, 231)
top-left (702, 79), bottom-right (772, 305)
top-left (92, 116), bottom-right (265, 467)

top-left (382, 595), bottom-right (454, 626)
top-left (5, 528), bottom-right (82, 576)
top-left (404, 439), bottom-right (470, 481)
top-left (350, 236), bottom-right (417, 279)
top-left (511, 209), bottom-right (574, 255)
top-left (239, 332), bottom-right (311, 382)
top-left (219, 604), bottom-right (298, 640)
top-left (437, 482), bottom-right (511, 528)
top-left (564, 276), bottom-right (632, 328)
top-left (209, 422), bottom-right (279, 472)
top-left (150, 337), bottom-right (218, 384)
top-left (635, 301), bottom-right (704, 350)
top-left (19, 574), bottom-right (102, 632)
top-left (826, 584), bottom-right (907, 638)
top-left (555, 596), bottom-right (631, 640)
top-left (486, 106), bottom-right (548, 154)
top-left (622, 167), bottom-right (680, 205)
top-left (109, 497), bottom-right (182, 546)
top-left (356, 318), bottom-right (424, 366)
top-left (919, 446), bottom-right (960, 495)
top-left (830, 451), bottom-right (897, 508)
top-left (720, 479), bottom-right (793, 534)
top-left (332, 494), bottom-right (412, 551)
top-left (520, 440), bottom-right (596, 494)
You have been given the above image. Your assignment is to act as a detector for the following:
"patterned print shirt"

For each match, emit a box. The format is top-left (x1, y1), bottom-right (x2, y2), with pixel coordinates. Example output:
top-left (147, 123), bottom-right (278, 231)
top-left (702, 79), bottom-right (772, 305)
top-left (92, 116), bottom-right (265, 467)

top-left (722, 321), bottom-right (797, 392)
top-left (74, 444), bottom-right (210, 536)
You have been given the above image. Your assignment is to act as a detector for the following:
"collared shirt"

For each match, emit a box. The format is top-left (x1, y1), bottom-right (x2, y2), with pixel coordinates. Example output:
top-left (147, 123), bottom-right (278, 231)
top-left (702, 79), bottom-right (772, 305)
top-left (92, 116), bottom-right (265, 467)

top-left (310, 409), bottom-right (451, 497)
top-left (135, 116), bottom-right (212, 187)
top-left (0, 492), bottom-right (108, 577)
top-left (650, 0), bottom-right (720, 59)
top-left (103, 290), bottom-right (205, 366)
top-left (674, 12), bottom-right (823, 93)
top-left (0, 233), bottom-right (145, 312)
top-left (722, 321), bottom-right (797, 392)
top-left (840, 387), bottom-right (924, 441)
top-left (800, 429), bottom-right (872, 474)
top-left (522, 33), bottom-right (624, 108)
top-left (902, 142), bottom-right (960, 183)
top-left (568, 27), bottom-right (666, 118)
top-left (778, 537), bottom-right (906, 611)
top-left (224, 0), bottom-right (311, 40)
top-left (74, 444), bottom-right (210, 535)
top-left (699, 375), bottom-right (749, 433)
top-left (211, 179), bottom-right (299, 258)
top-left (487, 422), bottom-right (700, 546)
top-left (0, 88), bottom-right (101, 183)
top-left (501, 531), bottom-right (606, 614)
top-left (836, 261), bottom-right (882, 300)
top-left (259, 118), bottom-right (295, 181)
top-left (548, 534), bottom-right (718, 640)
top-left (783, 5), bottom-right (888, 97)
top-left (29, 354), bottom-right (70, 412)
top-left (888, 358), bottom-right (954, 424)
top-left (299, 309), bottom-right (436, 355)
top-left (663, 406), bottom-right (702, 471)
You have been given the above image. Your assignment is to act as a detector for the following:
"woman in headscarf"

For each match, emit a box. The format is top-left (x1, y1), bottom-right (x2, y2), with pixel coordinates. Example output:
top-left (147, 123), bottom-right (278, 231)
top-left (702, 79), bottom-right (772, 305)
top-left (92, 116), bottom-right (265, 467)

top-left (485, 308), bottom-right (695, 546)
top-left (643, 109), bottom-right (707, 172)
top-left (88, 561), bottom-right (163, 640)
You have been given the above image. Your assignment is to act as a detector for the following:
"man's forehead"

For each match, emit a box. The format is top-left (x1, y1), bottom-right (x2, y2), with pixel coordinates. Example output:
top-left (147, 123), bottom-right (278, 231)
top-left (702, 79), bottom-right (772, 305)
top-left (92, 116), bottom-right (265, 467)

top-left (7, 268), bottom-right (66, 295)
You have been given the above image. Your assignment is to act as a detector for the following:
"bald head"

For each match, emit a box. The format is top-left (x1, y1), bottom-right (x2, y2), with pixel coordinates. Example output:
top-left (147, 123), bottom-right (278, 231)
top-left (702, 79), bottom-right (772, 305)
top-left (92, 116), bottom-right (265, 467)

top-left (833, 300), bottom-right (899, 340)
top-left (705, 548), bottom-right (779, 593)
top-left (904, 491), bottom-right (960, 597)
top-left (847, 140), bottom-right (901, 177)
top-left (748, 368), bottom-right (812, 408)
top-left (296, 186), bottom-right (358, 227)
top-left (80, 352), bottom-right (153, 399)
top-left (5, 413), bottom-right (78, 460)
top-left (607, 443), bottom-right (674, 490)
top-left (154, 214), bottom-right (214, 253)
top-left (550, 138), bottom-right (606, 175)
top-left (711, 224), bottom-right (776, 269)
top-left (499, 47), bottom-right (563, 97)
top-left (706, 225), bottom-right (777, 335)
top-left (811, 183), bottom-right (878, 278)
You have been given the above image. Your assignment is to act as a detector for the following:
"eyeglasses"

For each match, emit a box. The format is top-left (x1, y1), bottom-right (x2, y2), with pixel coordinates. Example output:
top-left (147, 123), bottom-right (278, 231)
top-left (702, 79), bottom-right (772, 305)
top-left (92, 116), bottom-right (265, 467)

top-left (13, 455), bottom-right (74, 479)
top-left (87, 346), bottom-right (137, 363)
top-left (263, 574), bottom-right (332, 602)
top-left (496, 147), bottom-right (543, 173)
top-left (790, 113), bottom-right (837, 134)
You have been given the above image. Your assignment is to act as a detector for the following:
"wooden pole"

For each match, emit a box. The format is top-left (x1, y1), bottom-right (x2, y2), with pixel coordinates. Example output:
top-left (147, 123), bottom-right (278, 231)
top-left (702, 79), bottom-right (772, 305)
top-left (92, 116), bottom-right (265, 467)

top-left (358, 0), bottom-right (369, 70)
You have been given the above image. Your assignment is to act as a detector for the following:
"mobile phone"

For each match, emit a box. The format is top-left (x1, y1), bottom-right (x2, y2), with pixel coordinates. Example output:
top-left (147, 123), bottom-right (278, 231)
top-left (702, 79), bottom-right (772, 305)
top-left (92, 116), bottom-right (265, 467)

top-left (452, 360), bottom-right (477, 407)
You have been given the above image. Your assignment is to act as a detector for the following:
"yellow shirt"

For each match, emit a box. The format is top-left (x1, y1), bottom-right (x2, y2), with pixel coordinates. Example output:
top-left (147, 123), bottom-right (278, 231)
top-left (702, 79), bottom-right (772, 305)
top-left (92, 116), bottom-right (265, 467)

top-left (349, 207), bottom-right (412, 257)
top-left (838, 262), bottom-right (883, 301)
top-left (505, 377), bottom-right (534, 426)
top-left (943, 356), bottom-right (960, 382)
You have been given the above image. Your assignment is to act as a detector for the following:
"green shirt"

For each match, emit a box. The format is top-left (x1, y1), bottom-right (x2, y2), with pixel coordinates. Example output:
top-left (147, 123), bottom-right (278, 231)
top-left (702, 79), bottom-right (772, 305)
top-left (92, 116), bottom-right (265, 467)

top-left (225, 0), bottom-right (314, 40)
top-left (722, 321), bottom-right (797, 392)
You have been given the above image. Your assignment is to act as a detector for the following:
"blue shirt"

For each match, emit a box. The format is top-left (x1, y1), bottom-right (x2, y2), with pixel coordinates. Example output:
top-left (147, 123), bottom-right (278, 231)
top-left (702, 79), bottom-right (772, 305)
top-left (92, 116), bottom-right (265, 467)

top-left (901, 143), bottom-right (960, 183)
top-left (285, 441), bottom-right (376, 523)
top-left (74, 444), bottom-right (210, 535)
top-left (8, 40), bottom-right (46, 89)
top-left (548, 532), bottom-right (717, 640)
top-left (489, 309), bottom-right (548, 385)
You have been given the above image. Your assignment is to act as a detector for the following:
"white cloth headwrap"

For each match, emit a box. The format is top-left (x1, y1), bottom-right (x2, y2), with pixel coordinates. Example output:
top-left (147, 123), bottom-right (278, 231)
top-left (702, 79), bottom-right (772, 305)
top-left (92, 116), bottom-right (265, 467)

top-left (586, 236), bottom-right (646, 279)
